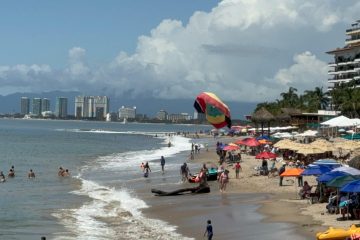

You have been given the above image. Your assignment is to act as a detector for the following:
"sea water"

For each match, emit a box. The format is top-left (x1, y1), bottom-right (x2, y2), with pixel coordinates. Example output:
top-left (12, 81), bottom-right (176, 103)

top-left (0, 119), bottom-right (210, 240)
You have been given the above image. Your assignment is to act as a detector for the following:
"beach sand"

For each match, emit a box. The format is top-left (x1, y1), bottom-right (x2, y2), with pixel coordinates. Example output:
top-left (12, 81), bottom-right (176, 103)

top-left (144, 136), bottom-right (359, 239)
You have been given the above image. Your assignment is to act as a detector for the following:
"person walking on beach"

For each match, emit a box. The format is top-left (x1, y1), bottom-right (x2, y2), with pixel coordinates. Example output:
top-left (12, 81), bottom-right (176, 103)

top-left (28, 169), bottom-right (35, 178)
top-left (219, 170), bottom-right (229, 192)
top-left (160, 156), bottom-right (165, 173)
top-left (278, 164), bottom-right (286, 186)
top-left (233, 162), bottom-right (242, 179)
top-left (203, 219), bottom-right (213, 240)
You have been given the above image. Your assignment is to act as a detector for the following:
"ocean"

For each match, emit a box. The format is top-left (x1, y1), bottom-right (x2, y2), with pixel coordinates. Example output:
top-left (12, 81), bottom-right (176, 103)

top-left (0, 119), bottom-right (307, 240)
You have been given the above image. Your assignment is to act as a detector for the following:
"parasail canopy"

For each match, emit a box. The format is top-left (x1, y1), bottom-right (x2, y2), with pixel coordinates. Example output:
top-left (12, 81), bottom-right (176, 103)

top-left (194, 92), bottom-right (231, 129)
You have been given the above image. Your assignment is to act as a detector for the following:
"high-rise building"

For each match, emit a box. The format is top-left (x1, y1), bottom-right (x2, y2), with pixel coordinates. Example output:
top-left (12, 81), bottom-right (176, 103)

top-left (32, 98), bottom-right (42, 116)
top-left (56, 97), bottom-right (68, 118)
top-left (118, 106), bottom-right (136, 119)
top-left (327, 20), bottom-right (360, 90)
top-left (41, 98), bottom-right (50, 112)
top-left (20, 97), bottom-right (30, 115)
top-left (75, 96), bottom-right (109, 119)
top-left (156, 110), bottom-right (168, 120)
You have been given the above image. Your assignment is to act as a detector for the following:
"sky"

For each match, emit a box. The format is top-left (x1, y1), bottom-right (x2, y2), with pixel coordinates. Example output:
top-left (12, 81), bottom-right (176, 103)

top-left (0, 0), bottom-right (359, 103)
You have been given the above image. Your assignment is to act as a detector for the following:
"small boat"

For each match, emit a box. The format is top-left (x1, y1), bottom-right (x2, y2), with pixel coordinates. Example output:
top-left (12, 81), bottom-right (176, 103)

top-left (316, 224), bottom-right (360, 240)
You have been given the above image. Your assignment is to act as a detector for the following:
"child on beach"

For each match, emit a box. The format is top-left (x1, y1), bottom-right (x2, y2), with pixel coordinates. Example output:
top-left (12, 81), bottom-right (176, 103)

top-left (233, 162), bottom-right (242, 179)
top-left (143, 162), bottom-right (151, 178)
top-left (204, 219), bottom-right (213, 240)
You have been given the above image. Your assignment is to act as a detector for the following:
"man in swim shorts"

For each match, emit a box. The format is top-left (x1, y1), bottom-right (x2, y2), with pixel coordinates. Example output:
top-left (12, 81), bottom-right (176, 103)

top-left (28, 169), bottom-right (35, 178)
top-left (160, 156), bottom-right (165, 173)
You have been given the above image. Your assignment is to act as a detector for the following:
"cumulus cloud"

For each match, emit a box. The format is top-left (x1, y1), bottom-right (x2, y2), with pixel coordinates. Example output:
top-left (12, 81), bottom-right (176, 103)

top-left (0, 0), bottom-right (359, 101)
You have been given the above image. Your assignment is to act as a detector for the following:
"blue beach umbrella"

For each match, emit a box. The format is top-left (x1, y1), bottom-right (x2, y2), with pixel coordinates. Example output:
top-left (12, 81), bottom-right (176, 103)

top-left (301, 165), bottom-right (333, 176)
top-left (331, 166), bottom-right (360, 176)
top-left (326, 175), bottom-right (360, 188)
top-left (317, 171), bottom-right (350, 183)
top-left (340, 179), bottom-right (360, 193)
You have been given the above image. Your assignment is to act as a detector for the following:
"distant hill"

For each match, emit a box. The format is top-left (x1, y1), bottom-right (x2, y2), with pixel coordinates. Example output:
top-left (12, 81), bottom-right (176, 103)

top-left (0, 91), bottom-right (257, 119)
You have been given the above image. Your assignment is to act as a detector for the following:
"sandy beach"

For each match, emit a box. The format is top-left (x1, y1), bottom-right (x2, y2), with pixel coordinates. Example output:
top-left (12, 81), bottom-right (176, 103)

top-left (144, 135), bottom-right (360, 239)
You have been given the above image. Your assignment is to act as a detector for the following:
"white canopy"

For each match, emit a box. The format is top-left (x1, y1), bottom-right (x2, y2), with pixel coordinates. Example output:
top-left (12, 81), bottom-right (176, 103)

top-left (321, 115), bottom-right (360, 127)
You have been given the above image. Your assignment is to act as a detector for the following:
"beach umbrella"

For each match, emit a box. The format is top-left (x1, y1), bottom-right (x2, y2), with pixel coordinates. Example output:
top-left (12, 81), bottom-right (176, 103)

top-left (301, 165), bottom-right (332, 176)
top-left (234, 138), bottom-right (247, 145)
top-left (331, 166), bottom-right (360, 176)
top-left (255, 151), bottom-right (277, 159)
top-left (222, 144), bottom-right (240, 151)
top-left (244, 138), bottom-right (260, 147)
top-left (326, 175), bottom-right (360, 188)
top-left (193, 92), bottom-right (231, 129)
top-left (280, 168), bottom-right (304, 177)
top-left (317, 171), bottom-right (349, 183)
top-left (258, 139), bottom-right (272, 145)
top-left (256, 136), bottom-right (270, 140)
top-left (340, 179), bottom-right (360, 193)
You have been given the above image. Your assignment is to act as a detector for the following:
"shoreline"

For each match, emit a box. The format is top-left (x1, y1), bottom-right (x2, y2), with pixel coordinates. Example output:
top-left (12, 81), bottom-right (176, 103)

top-left (141, 135), bottom-right (338, 239)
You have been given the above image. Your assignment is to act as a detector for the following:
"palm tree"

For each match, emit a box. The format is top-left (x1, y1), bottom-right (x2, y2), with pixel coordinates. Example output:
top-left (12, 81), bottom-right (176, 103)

top-left (304, 87), bottom-right (329, 111)
top-left (280, 87), bottom-right (299, 107)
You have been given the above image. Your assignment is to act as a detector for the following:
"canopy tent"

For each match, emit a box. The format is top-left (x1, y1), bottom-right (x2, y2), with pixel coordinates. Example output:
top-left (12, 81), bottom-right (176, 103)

top-left (326, 175), bottom-right (360, 188)
top-left (331, 166), bottom-right (360, 176)
top-left (321, 115), bottom-right (360, 127)
top-left (313, 159), bottom-right (342, 167)
top-left (317, 171), bottom-right (349, 183)
top-left (340, 179), bottom-right (360, 193)
top-left (295, 130), bottom-right (318, 137)
top-left (301, 165), bottom-right (333, 176)
top-left (280, 168), bottom-right (304, 177)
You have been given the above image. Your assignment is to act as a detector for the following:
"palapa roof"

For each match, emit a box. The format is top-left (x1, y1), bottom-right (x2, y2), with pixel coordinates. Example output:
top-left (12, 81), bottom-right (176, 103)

top-left (252, 107), bottom-right (275, 122)
top-left (280, 108), bottom-right (302, 116)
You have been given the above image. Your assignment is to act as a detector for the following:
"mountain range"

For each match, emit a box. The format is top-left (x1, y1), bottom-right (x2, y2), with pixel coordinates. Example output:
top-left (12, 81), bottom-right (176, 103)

top-left (0, 91), bottom-right (257, 120)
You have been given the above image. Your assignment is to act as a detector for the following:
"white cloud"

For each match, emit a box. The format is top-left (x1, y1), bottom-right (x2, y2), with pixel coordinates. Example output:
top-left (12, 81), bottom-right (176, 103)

top-left (0, 0), bottom-right (359, 101)
top-left (272, 51), bottom-right (328, 93)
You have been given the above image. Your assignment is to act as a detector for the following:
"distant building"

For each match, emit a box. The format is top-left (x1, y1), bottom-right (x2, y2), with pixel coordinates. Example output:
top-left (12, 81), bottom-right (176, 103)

top-left (193, 111), bottom-right (206, 121)
top-left (327, 19), bottom-right (360, 90)
top-left (168, 113), bottom-right (191, 122)
top-left (20, 97), bottom-right (30, 115)
top-left (32, 98), bottom-right (42, 116)
top-left (118, 106), bottom-right (136, 120)
top-left (157, 110), bottom-right (168, 120)
top-left (56, 97), bottom-right (68, 118)
top-left (41, 98), bottom-right (50, 112)
top-left (75, 96), bottom-right (109, 119)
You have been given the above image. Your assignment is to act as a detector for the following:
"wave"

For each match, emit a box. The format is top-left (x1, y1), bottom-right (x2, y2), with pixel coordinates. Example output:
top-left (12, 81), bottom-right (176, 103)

top-left (53, 134), bottom-right (194, 239)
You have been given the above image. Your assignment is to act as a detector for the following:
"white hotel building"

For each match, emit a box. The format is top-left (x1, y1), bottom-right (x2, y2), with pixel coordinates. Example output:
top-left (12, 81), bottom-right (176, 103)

top-left (327, 20), bottom-right (360, 90)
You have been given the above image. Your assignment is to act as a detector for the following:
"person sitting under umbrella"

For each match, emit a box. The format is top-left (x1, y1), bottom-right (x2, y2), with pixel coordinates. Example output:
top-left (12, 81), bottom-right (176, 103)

top-left (299, 181), bottom-right (312, 199)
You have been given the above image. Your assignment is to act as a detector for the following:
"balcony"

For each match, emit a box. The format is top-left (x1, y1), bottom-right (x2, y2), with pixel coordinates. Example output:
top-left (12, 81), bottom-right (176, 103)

top-left (328, 62), bottom-right (337, 67)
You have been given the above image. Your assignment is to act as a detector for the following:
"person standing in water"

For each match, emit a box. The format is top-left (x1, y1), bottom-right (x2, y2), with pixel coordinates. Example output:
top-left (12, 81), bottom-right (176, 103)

top-left (160, 156), bottom-right (165, 173)
top-left (143, 162), bottom-right (151, 177)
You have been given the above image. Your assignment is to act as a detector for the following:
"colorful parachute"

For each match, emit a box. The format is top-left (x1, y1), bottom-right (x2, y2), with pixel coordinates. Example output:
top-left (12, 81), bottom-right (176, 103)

top-left (193, 92), bottom-right (231, 129)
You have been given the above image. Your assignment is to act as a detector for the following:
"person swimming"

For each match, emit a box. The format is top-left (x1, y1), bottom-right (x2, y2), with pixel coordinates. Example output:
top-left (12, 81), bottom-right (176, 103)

top-left (28, 169), bottom-right (35, 178)
top-left (8, 169), bottom-right (15, 177)
top-left (0, 171), bottom-right (6, 182)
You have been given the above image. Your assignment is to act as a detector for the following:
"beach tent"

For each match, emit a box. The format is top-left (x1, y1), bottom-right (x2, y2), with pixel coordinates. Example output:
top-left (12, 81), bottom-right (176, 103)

top-left (331, 166), bottom-right (360, 176)
top-left (301, 165), bottom-right (332, 176)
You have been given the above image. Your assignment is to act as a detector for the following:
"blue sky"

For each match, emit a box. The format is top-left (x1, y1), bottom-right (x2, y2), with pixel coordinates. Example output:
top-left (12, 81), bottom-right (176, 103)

top-left (0, 0), bottom-right (217, 67)
top-left (0, 0), bottom-right (359, 102)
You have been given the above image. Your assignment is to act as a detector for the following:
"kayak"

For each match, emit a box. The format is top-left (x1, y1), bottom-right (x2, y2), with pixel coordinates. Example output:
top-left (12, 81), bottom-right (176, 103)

top-left (316, 224), bottom-right (360, 240)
